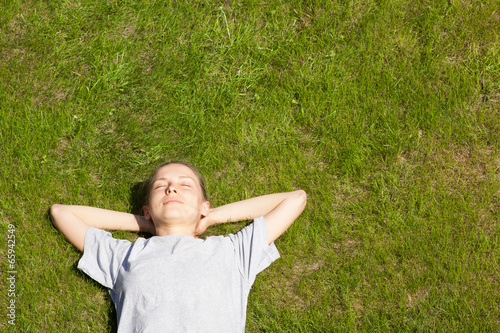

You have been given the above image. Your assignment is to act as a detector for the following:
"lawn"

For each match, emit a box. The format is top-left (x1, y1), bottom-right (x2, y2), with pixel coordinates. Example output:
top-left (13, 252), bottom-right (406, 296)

top-left (1, 0), bottom-right (499, 331)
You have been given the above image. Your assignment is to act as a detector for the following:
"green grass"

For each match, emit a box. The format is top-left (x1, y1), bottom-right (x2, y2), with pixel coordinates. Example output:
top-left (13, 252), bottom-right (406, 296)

top-left (1, 0), bottom-right (499, 331)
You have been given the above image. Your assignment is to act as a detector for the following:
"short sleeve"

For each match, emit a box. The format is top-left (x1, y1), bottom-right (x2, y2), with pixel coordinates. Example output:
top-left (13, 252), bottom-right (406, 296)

top-left (229, 216), bottom-right (280, 286)
top-left (77, 227), bottom-right (132, 289)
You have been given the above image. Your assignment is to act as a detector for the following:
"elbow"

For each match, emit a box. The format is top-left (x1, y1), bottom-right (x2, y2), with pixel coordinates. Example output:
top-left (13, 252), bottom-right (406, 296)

top-left (50, 204), bottom-right (63, 226)
top-left (295, 190), bottom-right (307, 210)
top-left (50, 203), bottom-right (60, 214)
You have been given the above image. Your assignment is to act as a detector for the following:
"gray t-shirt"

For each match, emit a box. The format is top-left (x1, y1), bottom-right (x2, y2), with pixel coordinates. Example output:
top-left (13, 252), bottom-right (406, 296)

top-left (77, 216), bottom-right (280, 332)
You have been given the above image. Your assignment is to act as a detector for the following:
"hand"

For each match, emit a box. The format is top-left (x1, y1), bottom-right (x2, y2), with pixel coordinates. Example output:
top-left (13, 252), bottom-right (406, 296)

top-left (136, 215), bottom-right (156, 235)
top-left (194, 213), bottom-right (211, 236)
top-left (146, 219), bottom-right (156, 236)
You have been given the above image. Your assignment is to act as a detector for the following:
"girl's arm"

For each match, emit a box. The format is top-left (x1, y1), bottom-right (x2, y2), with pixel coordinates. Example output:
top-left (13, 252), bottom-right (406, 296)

top-left (50, 204), bottom-right (154, 252)
top-left (199, 190), bottom-right (307, 244)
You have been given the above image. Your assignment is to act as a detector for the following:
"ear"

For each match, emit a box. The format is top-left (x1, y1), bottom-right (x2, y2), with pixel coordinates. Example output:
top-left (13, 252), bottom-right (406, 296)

top-left (201, 201), bottom-right (210, 218)
top-left (143, 205), bottom-right (151, 220)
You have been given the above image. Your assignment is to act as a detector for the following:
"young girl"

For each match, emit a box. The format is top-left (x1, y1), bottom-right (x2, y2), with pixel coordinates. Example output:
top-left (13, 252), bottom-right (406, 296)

top-left (51, 162), bottom-right (307, 332)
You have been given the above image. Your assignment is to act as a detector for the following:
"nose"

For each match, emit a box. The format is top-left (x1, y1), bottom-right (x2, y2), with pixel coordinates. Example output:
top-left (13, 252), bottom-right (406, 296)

top-left (166, 185), bottom-right (177, 194)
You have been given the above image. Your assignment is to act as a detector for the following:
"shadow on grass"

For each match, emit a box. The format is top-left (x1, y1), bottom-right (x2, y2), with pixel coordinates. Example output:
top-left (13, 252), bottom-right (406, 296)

top-left (130, 180), bottom-right (155, 239)
top-left (129, 180), bottom-right (148, 216)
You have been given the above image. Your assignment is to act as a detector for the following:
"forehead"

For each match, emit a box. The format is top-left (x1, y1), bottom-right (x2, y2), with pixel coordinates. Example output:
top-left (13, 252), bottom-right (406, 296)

top-left (154, 163), bottom-right (199, 183)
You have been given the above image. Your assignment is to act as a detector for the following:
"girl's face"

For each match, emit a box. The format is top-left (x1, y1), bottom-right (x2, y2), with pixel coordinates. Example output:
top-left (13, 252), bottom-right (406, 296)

top-left (143, 163), bottom-right (209, 229)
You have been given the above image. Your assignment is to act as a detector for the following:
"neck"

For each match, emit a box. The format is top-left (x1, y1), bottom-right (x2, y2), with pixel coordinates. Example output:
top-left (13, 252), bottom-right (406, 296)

top-left (154, 222), bottom-right (196, 237)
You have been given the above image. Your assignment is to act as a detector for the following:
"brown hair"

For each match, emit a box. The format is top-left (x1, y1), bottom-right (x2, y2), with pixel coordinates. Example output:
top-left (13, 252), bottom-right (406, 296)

top-left (143, 161), bottom-right (208, 206)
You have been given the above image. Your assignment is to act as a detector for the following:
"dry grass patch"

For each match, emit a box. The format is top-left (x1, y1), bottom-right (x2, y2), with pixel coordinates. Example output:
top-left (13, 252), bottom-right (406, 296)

top-left (333, 238), bottom-right (362, 258)
top-left (265, 257), bottom-right (325, 311)
top-left (406, 287), bottom-right (430, 309)
top-left (402, 139), bottom-right (499, 200)
top-left (433, 144), bottom-right (499, 195)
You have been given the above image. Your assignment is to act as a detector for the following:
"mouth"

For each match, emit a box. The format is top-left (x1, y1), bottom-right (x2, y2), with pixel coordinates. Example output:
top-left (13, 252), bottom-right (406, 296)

top-left (163, 199), bottom-right (183, 205)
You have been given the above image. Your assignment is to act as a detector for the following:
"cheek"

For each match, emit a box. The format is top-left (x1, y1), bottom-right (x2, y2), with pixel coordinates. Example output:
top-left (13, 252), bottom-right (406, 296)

top-left (150, 192), bottom-right (165, 206)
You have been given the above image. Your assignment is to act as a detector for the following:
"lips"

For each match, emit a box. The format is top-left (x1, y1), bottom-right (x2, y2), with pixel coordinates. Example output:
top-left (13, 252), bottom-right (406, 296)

top-left (163, 198), bottom-right (183, 205)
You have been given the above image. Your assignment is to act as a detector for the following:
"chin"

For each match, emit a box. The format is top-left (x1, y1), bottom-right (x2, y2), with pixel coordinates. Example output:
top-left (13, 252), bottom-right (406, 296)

top-left (157, 212), bottom-right (198, 224)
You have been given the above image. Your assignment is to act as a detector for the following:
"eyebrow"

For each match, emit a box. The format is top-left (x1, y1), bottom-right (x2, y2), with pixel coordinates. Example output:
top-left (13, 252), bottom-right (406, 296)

top-left (153, 176), bottom-right (195, 183)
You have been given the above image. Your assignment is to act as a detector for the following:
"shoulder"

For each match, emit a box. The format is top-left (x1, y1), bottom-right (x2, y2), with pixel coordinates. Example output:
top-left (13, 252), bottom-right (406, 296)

top-left (229, 216), bottom-right (267, 241)
top-left (85, 227), bottom-right (134, 243)
top-left (228, 216), bottom-right (278, 256)
top-left (82, 227), bottom-right (137, 258)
